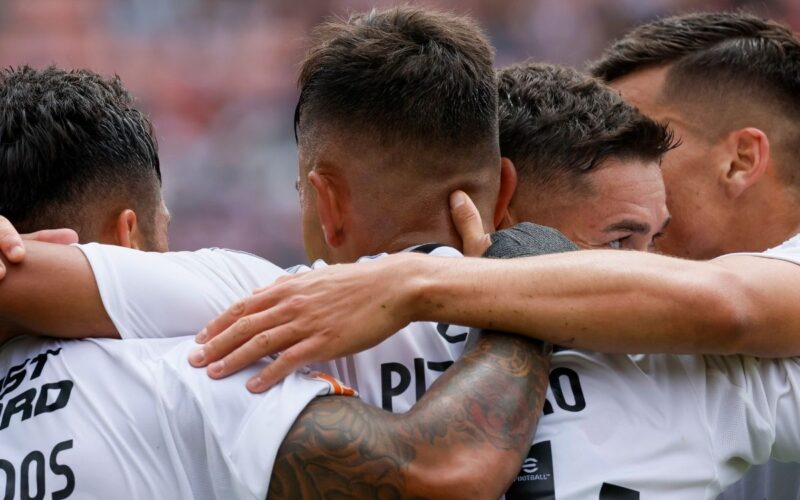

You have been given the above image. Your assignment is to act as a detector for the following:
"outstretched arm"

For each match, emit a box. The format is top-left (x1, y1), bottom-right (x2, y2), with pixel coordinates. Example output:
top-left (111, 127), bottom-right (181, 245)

top-left (269, 331), bottom-right (550, 499)
top-left (0, 241), bottom-right (115, 343)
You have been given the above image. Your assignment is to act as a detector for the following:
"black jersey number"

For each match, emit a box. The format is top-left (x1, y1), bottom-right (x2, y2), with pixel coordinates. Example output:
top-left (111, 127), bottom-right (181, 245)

top-left (0, 440), bottom-right (74, 500)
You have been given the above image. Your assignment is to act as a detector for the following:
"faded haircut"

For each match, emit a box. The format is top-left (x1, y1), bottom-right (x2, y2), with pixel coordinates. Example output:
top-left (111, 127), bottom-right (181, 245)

top-left (294, 6), bottom-right (500, 174)
top-left (0, 66), bottom-right (161, 243)
top-left (589, 12), bottom-right (800, 183)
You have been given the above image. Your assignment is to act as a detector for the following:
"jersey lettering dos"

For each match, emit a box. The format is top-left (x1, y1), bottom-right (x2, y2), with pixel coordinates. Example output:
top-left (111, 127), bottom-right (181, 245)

top-left (78, 239), bottom-right (800, 498)
top-left (1, 330), bottom-right (343, 496)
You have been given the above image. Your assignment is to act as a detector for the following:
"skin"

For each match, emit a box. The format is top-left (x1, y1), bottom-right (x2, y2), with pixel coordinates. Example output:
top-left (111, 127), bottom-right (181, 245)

top-left (269, 331), bottom-right (550, 499)
top-left (610, 65), bottom-right (800, 259)
top-left (508, 158), bottom-right (670, 251)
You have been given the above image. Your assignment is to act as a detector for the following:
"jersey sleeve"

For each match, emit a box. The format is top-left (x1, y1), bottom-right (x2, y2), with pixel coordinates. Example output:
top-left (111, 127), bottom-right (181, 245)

top-left (696, 355), bottom-right (800, 487)
top-left (155, 340), bottom-right (352, 499)
top-left (77, 244), bottom-right (288, 339)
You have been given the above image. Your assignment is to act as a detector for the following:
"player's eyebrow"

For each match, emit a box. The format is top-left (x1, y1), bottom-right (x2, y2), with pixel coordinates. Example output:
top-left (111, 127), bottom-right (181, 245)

top-left (603, 219), bottom-right (651, 235)
top-left (603, 216), bottom-right (672, 236)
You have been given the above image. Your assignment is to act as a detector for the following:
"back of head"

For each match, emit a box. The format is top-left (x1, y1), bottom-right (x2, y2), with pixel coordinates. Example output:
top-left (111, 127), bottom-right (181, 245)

top-left (591, 12), bottom-right (800, 184)
top-left (295, 7), bottom-right (500, 231)
top-left (0, 66), bottom-right (163, 247)
top-left (499, 62), bottom-right (673, 199)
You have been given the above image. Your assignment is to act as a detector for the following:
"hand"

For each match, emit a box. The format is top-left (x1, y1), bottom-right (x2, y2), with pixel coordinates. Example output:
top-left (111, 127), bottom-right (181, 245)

top-left (189, 253), bottom-right (424, 393)
top-left (0, 215), bottom-right (79, 278)
top-left (449, 191), bottom-right (491, 257)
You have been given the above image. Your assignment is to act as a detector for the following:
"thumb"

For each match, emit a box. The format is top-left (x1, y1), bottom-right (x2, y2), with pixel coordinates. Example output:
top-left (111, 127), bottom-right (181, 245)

top-left (449, 190), bottom-right (491, 257)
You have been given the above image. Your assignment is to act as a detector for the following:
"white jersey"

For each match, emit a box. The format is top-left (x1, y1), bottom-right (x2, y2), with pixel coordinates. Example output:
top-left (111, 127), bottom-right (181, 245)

top-left (0, 335), bottom-right (342, 500)
top-left (716, 235), bottom-right (800, 500)
top-left (81, 243), bottom-right (467, 413)
top-left (76, 239), bottom-right (800, 499)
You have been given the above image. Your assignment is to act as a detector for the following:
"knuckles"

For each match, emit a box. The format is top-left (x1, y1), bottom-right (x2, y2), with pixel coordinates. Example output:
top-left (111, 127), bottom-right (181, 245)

top-left (229, 300), bottom-right (247, 317)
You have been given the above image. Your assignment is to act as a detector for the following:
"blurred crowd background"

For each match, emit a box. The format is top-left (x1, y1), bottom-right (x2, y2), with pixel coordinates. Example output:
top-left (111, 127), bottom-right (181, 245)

top-left (3, 0), bottom-right (799, 266)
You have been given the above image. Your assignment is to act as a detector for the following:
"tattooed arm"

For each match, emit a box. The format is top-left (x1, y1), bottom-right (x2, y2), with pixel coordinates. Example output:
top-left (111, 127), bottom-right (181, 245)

top-left (269, 331), bottom-right (550, 499)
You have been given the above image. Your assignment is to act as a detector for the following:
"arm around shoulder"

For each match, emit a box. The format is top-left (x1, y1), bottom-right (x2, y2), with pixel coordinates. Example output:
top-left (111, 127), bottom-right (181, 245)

top-left (268, 332), bottom-right (550, 499)
top-left (0, 240), bottom-right (116, 340)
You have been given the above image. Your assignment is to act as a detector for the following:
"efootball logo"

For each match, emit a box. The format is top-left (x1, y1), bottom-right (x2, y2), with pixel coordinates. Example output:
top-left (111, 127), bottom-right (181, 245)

top-left (522, 458), bottom-right (538, 474)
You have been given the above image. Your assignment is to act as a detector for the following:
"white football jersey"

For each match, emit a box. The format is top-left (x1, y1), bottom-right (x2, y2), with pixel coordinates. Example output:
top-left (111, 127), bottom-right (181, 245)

top-left (76, 239), bottom-right (800, 498)
top-left (81, 243), bottom-right (468, 413)
top-left (716, 234), bottom-right (800, 500)
top-left (0, 335), bottom-right (343, 500)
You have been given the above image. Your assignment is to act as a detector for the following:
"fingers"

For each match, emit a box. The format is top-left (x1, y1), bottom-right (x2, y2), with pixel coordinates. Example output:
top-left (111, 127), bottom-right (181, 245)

top-left (190, 305), bottom-right (291, 368)
top-left (196, 288), bottom-right (282, 344)
top-left (449, 190), bottom-right (492, 257)
top-left (0, 216), bottom-right (26, 267)
top-left (24, 228), bottom-right (80, 245)
top-left (246, 342), bottom-right (314, 393)
top-left (207, 323), bottom-right (304, 384)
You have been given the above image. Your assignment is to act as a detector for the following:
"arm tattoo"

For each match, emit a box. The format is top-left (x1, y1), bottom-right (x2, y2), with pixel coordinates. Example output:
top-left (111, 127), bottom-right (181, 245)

top-left (268, 332), bottom-right (550, 499)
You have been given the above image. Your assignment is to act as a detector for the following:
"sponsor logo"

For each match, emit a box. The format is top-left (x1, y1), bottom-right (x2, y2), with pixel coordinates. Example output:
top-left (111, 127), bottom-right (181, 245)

top-left (506, 441), bottom-right (555, 500)
top-left (521, 458), bottom-right (538, 474)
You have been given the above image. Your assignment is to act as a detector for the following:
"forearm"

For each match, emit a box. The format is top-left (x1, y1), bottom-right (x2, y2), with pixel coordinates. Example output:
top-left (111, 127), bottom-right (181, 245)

top-left (0, 241), bottom-right (116, 338)
top-left (269, 332), bottom-right (550, 499)
top-left (404, 250), bottom-right (747, 354)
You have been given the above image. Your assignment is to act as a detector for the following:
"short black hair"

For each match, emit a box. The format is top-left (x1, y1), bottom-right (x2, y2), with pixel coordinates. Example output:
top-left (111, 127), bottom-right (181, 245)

top-left (0, 66), bottom-right (161, 241)
top-left (295, 6), bottom-right (499, 172)
top-left (590, 11), bottom-right (798, 84)
top-left (499, 63), bottom-right (674, 193)
top-left (590, 12), bottom-right (800, 183)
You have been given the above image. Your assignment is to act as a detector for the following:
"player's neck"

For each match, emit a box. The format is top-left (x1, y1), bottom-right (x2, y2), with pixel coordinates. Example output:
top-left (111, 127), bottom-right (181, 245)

top-left (359, 223), bottom-right (464, 258)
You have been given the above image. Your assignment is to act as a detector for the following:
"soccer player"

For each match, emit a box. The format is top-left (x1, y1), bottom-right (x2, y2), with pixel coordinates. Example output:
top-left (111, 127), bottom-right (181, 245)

top-left (591, 12), bottom-right (800, 498)
top-left (0, 64), bottom-right (550, 498)
top-left (0, 67), bottom-right (169, 252)
top-left (496, 63), bottom-right (672, 252)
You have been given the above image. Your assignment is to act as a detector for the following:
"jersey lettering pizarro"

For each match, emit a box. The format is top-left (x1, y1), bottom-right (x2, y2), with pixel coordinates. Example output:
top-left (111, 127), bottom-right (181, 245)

top-left (77, 239), bottom-right (800, 499)
top-left (0, 335), bottom-right (344, 499)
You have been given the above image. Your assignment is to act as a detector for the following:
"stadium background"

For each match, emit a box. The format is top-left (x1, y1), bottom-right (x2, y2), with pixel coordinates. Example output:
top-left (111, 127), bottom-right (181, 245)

top-left (3, 0), bottom-right (798, 266)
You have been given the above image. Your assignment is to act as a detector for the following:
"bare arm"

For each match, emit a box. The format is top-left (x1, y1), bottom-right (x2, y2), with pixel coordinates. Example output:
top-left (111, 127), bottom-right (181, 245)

top-left (268, 331), bottom-right (550, 499)
top-left (0, 241), bottom-right (115, 342)
top-left (405, 250), bottom-right (798, 357)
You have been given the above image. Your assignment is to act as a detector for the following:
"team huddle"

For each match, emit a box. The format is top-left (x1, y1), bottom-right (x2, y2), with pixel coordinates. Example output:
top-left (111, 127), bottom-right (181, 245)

top-left (2, 5), bottom-right (800, 500)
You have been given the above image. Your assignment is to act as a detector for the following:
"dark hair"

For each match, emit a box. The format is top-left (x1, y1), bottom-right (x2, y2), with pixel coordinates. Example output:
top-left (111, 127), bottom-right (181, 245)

top-left (590, 12), bottom-right (800, 183)
top-left (590, 12), bottom-right (799, 84)
top-left (0, 66), bottom-right (161, 240)
top-left (295, 6), bottom-right (499, 171)
top-left (499, 63), bottom-right (674, 193)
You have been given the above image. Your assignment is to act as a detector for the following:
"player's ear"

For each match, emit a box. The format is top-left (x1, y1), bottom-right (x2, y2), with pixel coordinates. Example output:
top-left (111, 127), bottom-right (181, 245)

top-left (722, 127), bottom-right (770, 199)
top-left (111, 209), bottom-right (143, 249)
top-left (309, 169), bottom-right (347, 248)
top-left (493, 157), bottom-right (518, 230)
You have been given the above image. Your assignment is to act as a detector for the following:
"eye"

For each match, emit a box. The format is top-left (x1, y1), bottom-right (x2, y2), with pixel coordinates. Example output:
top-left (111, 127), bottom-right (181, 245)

top-left (294, 178), bottom-right (301, 192)
top-left (607, 239), bottom-right (622, 249)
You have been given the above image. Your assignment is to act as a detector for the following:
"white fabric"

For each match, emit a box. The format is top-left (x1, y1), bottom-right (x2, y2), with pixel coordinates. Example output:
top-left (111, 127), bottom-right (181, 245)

top-left (716, 233), bottom-right (800, 500)
top-left (76, 239), bottom-right (800, 498)
top-left (0, 335), bottom-right (335, 499)
top-left (80, 243), bottom-right (467, 413)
